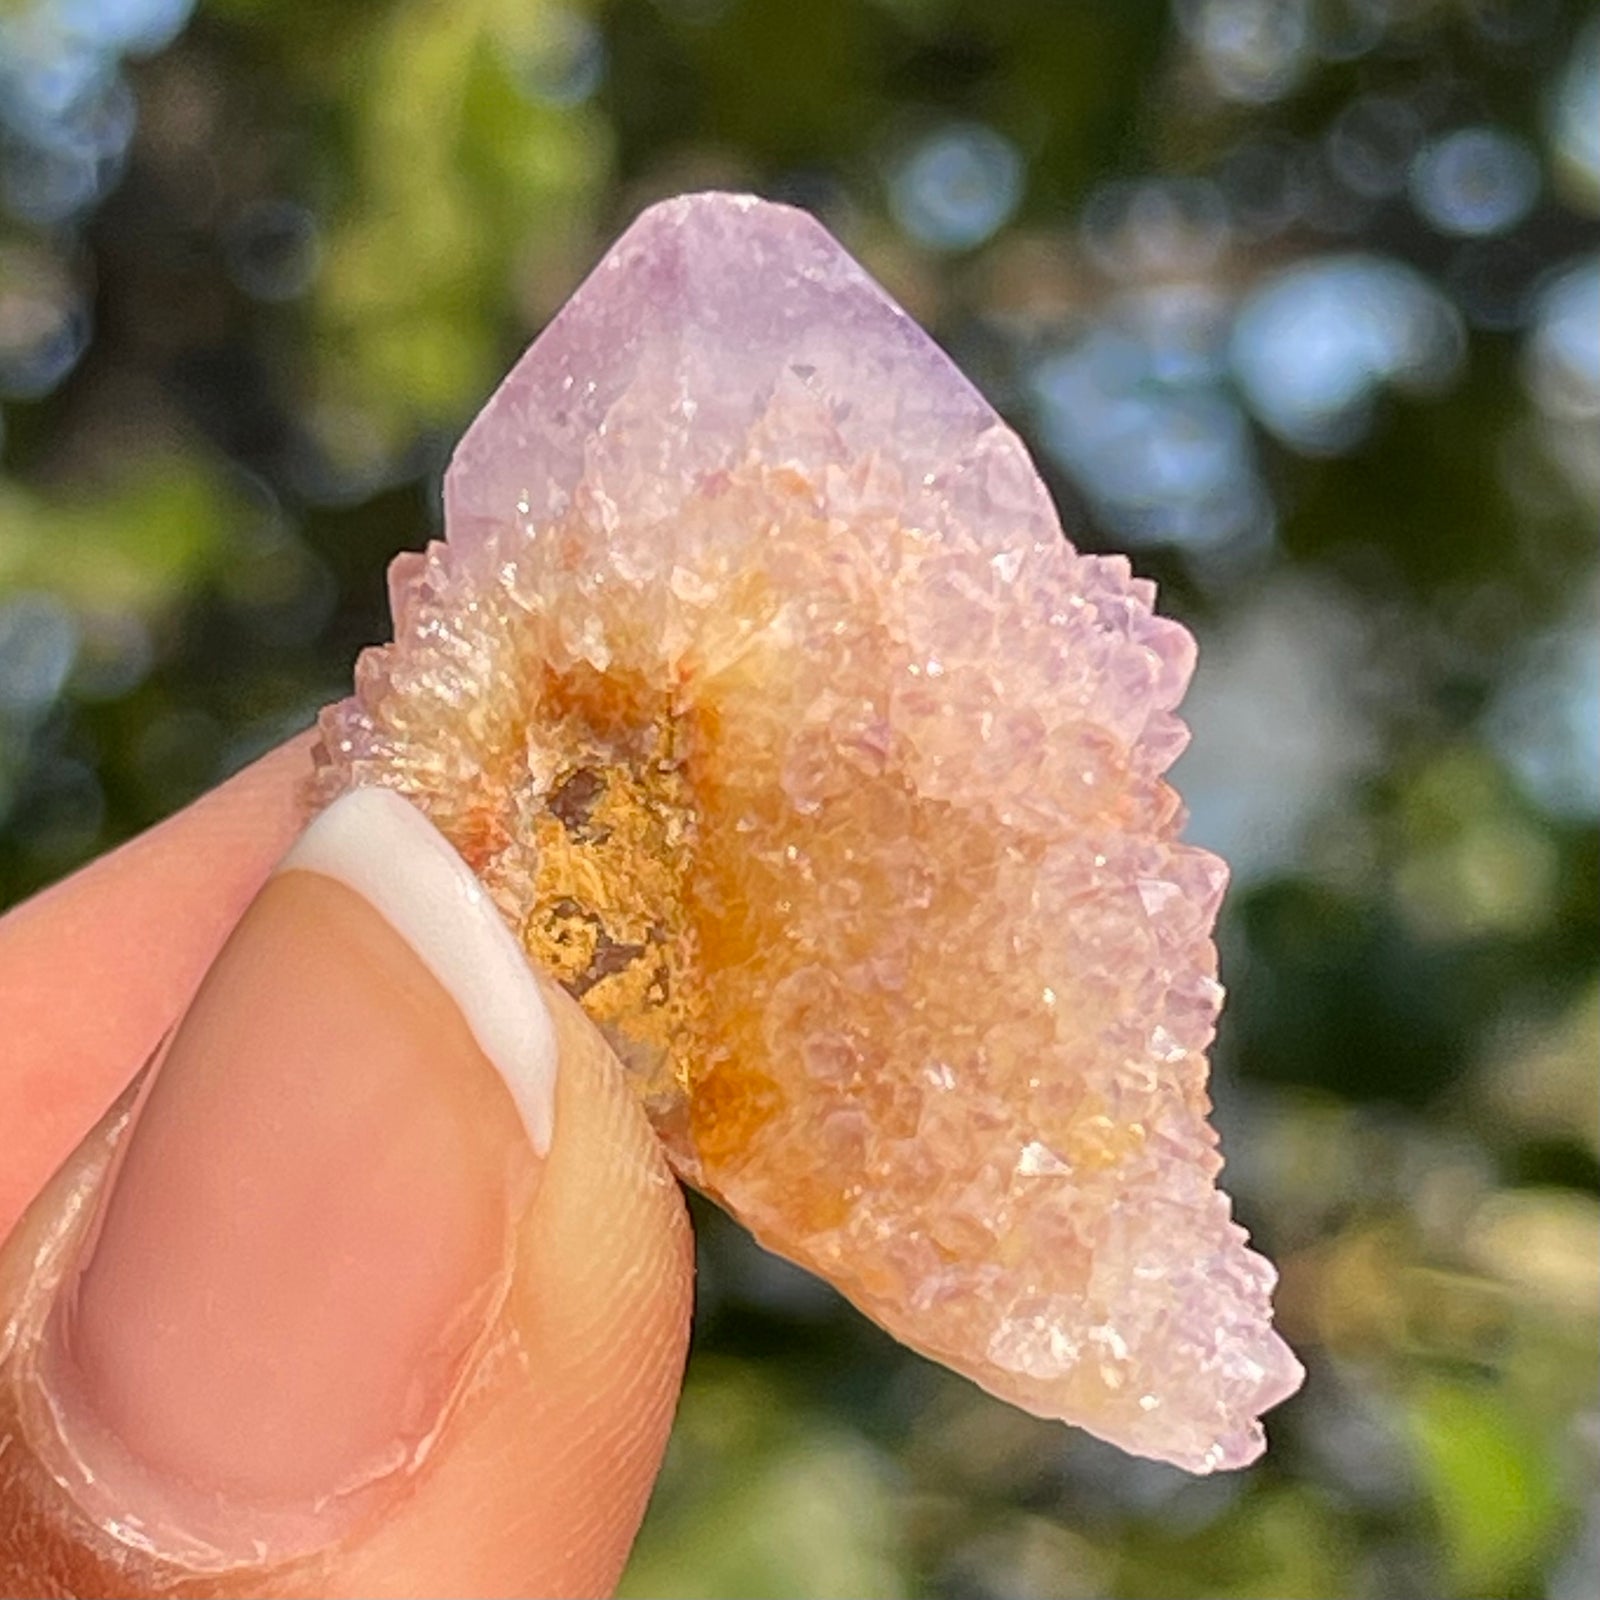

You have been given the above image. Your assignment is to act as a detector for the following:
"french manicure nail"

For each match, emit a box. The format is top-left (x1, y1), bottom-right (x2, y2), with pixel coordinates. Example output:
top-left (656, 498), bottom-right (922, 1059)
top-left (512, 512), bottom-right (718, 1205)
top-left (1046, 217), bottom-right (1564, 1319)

top-left (37, 787), bottom-right (556, 1559)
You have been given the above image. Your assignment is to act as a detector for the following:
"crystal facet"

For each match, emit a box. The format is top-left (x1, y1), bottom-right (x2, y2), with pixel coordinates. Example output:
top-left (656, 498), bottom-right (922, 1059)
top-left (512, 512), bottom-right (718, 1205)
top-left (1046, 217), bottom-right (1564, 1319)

top-left (312, 192), bottom-right (1303, 1471)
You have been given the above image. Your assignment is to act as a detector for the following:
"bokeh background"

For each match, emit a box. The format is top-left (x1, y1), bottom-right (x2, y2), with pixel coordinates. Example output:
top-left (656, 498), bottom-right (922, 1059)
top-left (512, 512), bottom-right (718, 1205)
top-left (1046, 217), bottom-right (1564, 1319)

top-left (2, 0), bottom-right (1596, 1594)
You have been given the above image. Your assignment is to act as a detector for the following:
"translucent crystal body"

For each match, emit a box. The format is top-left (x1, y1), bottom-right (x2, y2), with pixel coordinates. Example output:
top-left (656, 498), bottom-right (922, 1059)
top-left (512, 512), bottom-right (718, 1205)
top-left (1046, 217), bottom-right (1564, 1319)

top-left (312, 193), bottom-right (1303, 1471)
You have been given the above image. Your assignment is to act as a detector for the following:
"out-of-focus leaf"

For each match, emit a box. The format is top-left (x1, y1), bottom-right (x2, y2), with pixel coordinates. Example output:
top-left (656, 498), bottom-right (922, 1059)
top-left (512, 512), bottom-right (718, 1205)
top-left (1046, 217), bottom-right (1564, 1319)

top-left (1404, 1377), bottom-right (1567, 1598)
top-left (302, 0), bottom-right (609, 441)
top-left (618, 1361), bottom-right (907, 1600)
top-left (1114, 1486), bottom-right (1352, 1600)
top-left (0, 464), bottom-right (235, 615)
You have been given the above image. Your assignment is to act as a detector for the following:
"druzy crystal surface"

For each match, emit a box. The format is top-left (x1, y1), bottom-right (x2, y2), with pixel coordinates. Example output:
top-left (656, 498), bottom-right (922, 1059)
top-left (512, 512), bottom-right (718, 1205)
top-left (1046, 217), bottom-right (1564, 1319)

top-left (312, 193), bottom-right (1302, 1471)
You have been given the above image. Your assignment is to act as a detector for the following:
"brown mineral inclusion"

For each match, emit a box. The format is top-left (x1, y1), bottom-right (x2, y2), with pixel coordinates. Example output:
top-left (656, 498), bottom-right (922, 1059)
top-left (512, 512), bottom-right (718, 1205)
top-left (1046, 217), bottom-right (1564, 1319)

top-left (313, 193), bottom-right (1303, 1472)
top-left (511, 670), bottom-right (702, 1127)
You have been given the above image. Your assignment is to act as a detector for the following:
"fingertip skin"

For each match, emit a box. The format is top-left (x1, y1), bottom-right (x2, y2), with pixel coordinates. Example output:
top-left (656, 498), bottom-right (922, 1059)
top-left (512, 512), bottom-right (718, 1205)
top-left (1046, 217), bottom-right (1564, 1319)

top-left (0, 736), bottom-right (318, 1242)
top-left (326, 977), bottom-right (695, 1600)
top-left (0, 977), bottom-right (692, 1600)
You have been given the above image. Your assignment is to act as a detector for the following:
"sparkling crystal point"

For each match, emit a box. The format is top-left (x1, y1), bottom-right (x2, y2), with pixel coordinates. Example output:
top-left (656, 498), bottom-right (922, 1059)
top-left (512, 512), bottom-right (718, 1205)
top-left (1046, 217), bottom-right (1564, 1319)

top-left (315, 192), bottom-right (1303, 1471)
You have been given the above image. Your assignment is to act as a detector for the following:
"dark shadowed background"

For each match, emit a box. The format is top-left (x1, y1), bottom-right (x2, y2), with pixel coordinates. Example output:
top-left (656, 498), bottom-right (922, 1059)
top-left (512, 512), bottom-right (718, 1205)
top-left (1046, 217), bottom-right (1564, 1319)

top-left (1, 1), bottom-right (1596, 1595)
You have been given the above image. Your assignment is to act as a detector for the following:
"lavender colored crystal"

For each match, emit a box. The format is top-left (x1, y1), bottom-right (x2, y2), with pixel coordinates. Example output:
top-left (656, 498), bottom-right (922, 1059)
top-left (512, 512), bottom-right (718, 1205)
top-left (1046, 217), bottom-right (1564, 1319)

top-left (316, 194), bottom-right (1304, 1472)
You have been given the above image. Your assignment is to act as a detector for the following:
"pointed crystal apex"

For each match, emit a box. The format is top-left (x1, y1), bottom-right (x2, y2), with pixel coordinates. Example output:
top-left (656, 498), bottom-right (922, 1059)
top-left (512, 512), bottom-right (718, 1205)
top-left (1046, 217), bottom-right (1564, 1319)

top-left (446, 192), bottom-right (1063, 558)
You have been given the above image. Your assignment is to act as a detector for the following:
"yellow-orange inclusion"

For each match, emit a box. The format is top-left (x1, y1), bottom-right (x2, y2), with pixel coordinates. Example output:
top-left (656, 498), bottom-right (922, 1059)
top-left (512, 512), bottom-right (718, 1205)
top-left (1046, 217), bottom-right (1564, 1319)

top-left (312, 192), bottom-right (1303, 1473)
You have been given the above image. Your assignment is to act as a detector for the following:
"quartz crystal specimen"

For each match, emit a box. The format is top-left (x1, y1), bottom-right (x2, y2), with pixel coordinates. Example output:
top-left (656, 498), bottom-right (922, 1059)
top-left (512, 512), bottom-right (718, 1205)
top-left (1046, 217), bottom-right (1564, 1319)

top-left (312, 193), bottom-right (1303, 1471)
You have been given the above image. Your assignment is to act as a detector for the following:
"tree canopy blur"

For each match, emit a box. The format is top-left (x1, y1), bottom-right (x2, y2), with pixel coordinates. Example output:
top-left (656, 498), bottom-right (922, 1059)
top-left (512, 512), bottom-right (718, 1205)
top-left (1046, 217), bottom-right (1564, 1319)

top-left (1, 1), bottom-right (1596, 1595)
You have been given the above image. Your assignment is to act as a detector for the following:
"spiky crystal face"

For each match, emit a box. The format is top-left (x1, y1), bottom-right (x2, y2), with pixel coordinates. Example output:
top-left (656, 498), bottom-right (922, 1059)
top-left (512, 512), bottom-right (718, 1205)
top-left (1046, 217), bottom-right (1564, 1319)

top-left (313, 193), bottom-right (1302, 1472)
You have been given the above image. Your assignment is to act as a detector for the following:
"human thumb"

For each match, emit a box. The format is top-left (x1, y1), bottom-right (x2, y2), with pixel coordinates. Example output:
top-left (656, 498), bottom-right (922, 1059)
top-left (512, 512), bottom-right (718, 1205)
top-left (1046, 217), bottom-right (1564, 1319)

top-left (0, 787), bottom-right (692, 1599)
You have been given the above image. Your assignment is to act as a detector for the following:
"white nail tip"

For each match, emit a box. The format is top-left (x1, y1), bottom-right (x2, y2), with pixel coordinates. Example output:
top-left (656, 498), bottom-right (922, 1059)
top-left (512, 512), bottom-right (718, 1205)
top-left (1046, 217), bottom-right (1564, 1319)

top-left (277, 786), bottom-right (558, 1156)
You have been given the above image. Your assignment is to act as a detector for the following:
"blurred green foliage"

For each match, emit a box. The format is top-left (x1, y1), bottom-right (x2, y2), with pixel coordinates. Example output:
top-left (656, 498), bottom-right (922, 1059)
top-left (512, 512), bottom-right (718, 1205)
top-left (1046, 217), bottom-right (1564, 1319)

top-left (2, 1), bottom-right (1596, 1595)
